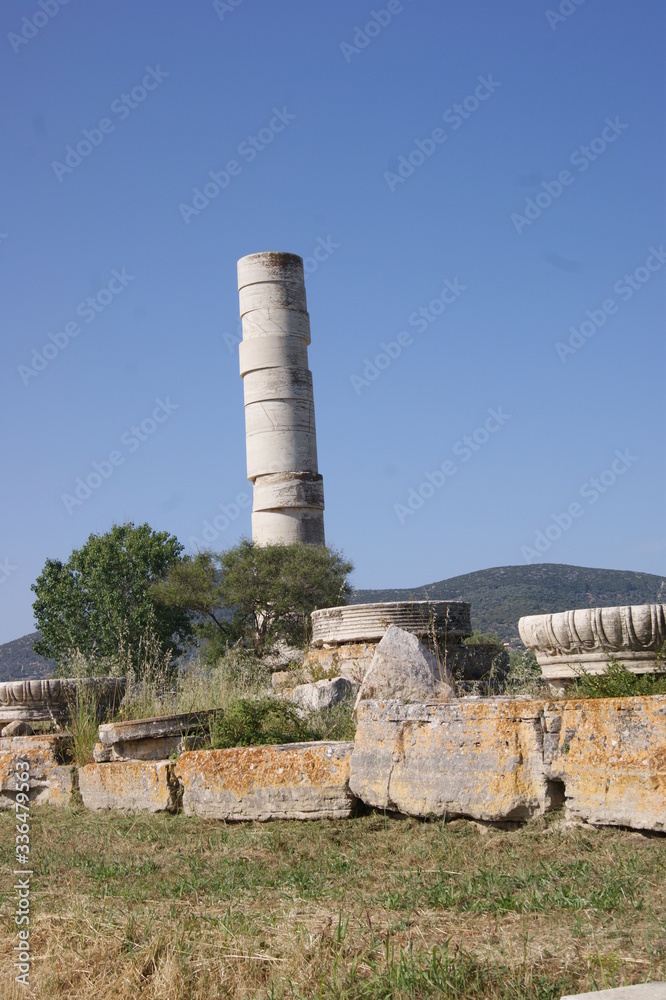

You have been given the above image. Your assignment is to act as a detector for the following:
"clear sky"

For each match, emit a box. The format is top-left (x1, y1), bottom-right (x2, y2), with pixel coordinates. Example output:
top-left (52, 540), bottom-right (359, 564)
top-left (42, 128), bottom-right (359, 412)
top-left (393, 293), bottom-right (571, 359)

top-left (1, 0), bottom-right (664, 645)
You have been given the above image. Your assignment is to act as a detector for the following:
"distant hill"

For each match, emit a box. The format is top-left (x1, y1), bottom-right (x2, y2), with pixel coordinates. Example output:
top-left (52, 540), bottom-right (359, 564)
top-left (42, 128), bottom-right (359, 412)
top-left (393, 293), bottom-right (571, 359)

top-left (0, 632), bottom-right (55, 684)
top-left (0, 565), bottom-right (663, 680)
top-left (351, 563), bottom-right (666, 647)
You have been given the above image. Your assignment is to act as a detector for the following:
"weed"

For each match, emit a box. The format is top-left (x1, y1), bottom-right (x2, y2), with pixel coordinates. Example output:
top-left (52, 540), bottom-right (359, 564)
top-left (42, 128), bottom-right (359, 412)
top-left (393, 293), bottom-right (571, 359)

top-left (569, 657), bottom-right (666, 698)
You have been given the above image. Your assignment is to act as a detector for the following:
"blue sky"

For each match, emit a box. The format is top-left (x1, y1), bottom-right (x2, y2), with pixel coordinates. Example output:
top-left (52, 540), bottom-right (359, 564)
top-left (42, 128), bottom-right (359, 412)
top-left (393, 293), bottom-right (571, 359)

top-left (1, 0), bottom-right (664, 644)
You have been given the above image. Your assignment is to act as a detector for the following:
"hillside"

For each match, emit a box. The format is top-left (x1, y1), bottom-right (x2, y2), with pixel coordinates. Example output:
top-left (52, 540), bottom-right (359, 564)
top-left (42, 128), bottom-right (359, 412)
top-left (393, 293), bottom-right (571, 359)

top-left (351, 563), bottom-right (666, 647)
top-left (0, 632), bottom-right (55, 684)
top-left (1, 564), bottom-right (664, 680)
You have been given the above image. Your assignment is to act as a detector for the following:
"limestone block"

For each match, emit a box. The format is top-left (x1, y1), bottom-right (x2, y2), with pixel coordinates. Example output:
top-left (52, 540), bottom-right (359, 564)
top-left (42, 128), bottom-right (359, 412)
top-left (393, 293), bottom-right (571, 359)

top-left (519, 604), bottom-right (666, 681)
top-left (542, 696), bottom-right (666, 832)
top-left (350, 695), bottom-right (666, 831)
top-left (176, 741), bottom-right (356, 821)
top-left (443, 644), bottom-right (510, 694)
top-left (354, 626), bottom-right (455, 707)
top-left (78, 760), bottom-right (178, 813)
top-left (302, 643), bottom-right (377, 683)
top-left (98, 710), bottom-right (216, 746)
top-left (0, 734), bottom-right (75, 808)
top-left (350, 698), bottom-right (546, 821)
top-left (290, 677), bottom-right (358, 713)
top-left (561, 985), bottom-right (666, 1000)
top-left (93, 735), bottom-right (205, 762)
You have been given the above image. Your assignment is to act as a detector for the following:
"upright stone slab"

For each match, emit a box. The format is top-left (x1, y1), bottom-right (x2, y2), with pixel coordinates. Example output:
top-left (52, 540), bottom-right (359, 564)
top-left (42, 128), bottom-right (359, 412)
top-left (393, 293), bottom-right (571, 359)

top-left (176, 741), bottom-right (355, 821)
top-left (354, 626), bottom-right (455, 707)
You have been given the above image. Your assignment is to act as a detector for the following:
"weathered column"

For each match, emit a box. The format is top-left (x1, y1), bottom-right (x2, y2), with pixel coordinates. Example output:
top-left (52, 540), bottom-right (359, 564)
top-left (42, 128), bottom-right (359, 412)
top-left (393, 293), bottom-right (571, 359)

top-left (237, 251), bottom-right (325, 545)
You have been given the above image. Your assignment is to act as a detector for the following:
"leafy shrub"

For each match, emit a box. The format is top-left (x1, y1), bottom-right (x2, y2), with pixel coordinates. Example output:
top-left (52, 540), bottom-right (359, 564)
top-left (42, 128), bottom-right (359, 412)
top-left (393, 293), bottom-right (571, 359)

top-left (503, 649), bottom-right (545, 696)
top-left (462, 629), bottom-right (504, 648)
top-left (210, 697), bottom-right (320, 748)
top-left (569, 657), bottom-right (666, 698)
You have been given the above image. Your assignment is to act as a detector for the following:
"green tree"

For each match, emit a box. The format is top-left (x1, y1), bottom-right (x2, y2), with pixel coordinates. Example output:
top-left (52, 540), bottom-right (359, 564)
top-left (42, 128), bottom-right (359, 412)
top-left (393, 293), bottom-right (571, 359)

top-left (151, 539), bottom-right (353, 657)
top-left (31, 523), bottom-right (193, 679)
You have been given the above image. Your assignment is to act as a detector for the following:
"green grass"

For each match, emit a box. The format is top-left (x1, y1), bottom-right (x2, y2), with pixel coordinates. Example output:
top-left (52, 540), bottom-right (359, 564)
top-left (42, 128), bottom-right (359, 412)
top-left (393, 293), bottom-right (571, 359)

top-left (1, 807), bottom-right (663, 998)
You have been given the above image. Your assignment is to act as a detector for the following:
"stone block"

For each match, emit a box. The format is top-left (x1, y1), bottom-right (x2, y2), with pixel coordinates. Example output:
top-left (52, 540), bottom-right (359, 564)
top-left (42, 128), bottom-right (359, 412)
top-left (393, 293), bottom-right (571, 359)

top-left (542, 696), bottom-right (666, 831)
top-left (175, 741), bottom-right (356, 821)
top-left (350, 695), bottom-right (666, 831)
top-left (1, 721), bottom-right (34, 736)
top-left (561, 985), bottom-right (666, 1000)
top-left (290, 677), bottom-right (358, 713)
top-left (301, 642), bottom-right (376, 683)
top-left (350, 698), bottom-right (546, 821)
top-left (0, 734), bottom-right (76, 808)
top-left (78, 760), bottom-right (178, 813)
top-left (98, 709), bottom-right (216, 744)
top-left (96, 710), bottom-right (216, 761)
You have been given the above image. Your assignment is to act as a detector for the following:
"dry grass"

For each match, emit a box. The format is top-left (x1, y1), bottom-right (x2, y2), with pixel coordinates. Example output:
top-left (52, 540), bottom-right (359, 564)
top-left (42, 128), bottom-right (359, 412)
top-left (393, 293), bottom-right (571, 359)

top-left (1, 807), bottom-right (664, 998)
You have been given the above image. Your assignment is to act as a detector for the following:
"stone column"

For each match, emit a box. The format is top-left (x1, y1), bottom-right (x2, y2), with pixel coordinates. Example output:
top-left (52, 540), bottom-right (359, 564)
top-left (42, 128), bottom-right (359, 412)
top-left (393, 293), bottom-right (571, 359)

top-left (237, 251), bottom-right (325, 545)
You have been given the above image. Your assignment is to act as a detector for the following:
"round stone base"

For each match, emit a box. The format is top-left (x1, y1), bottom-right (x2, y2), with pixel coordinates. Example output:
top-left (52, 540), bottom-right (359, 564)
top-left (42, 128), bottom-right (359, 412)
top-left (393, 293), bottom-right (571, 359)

top-left (311, 601), bottom-right (471, 646)
top-left (0, 678), bottom-right (126, 722)
top-left (537, 651), bottom-right (664, 681)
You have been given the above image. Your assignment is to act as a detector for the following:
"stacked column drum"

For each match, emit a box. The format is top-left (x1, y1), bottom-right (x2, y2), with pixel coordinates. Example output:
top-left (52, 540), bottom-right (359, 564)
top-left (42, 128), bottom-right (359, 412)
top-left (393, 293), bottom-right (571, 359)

top-left (237, 252), bottom-right (325, 545)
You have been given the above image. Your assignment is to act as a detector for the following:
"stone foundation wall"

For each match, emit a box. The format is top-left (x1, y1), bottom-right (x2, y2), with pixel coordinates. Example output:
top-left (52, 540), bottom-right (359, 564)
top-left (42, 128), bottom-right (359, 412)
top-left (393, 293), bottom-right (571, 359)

top-left (1, 696), bottom-right (663, 831)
